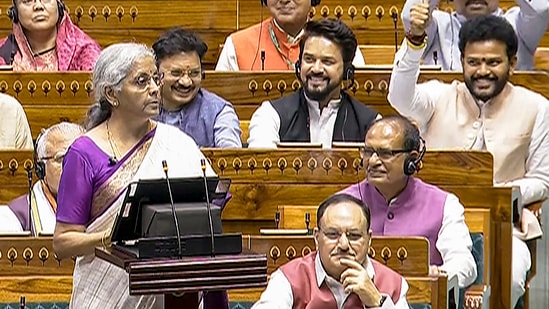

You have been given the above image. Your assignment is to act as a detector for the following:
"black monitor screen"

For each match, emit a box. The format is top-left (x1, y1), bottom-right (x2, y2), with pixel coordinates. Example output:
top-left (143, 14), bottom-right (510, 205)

top-left (111, 177), bottom-right (230, 242)
top-left (141, 202), bottom-right (222, 238)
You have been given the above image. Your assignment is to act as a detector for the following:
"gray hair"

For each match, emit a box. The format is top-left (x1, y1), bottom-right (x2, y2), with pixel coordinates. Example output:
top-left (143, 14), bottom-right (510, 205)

top-left (36, 122), bottom-right (85, 159)
top-left (84, 43), bottom-right (155, 130)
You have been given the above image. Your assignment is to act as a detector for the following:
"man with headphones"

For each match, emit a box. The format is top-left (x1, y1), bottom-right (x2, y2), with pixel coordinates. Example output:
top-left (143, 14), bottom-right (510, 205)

top-left (247, 18), bottom-right (378, 148)
top-left (400, 0), bottom-right (548, 71)
top-left (215, 0), bottom-right (365, 71)
top-left (152, 27), bottom-right (242, 148)
top-left (8, 122), bottom-right (84, 235)
top-left (340, 115), bottom-right (478, 291)
top-left (0, 0), bottom-right (101, 71)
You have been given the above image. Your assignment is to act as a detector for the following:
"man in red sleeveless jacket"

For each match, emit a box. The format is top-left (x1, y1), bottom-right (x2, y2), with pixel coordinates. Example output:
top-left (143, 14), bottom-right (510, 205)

top-left (252, 194), bottom-right (409, 308)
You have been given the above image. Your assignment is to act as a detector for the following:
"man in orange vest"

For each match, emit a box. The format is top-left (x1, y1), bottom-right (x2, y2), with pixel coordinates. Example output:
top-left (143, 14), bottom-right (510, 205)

top-left (216, 0), bottom-right (365, 71)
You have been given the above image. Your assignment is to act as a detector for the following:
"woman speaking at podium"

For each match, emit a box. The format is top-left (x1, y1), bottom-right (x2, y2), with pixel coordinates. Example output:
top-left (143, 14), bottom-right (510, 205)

top-left (52, 43), bottom-right (227, 309)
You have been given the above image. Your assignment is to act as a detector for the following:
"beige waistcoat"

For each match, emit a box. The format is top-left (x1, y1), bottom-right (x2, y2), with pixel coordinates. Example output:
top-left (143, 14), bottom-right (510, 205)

top-left (423, 81), bottom-right (543, 184)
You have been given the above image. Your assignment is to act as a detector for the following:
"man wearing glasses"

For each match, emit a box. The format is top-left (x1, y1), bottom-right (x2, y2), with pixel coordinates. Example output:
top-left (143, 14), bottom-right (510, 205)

top-left (340, 116), bottom-right (477, 289)
top-left (252, 193), bottom-right (409, 308)
top-left (7, 122), bottom-right (84, 235)
top-left (152, 27), bottom-right (242, 148)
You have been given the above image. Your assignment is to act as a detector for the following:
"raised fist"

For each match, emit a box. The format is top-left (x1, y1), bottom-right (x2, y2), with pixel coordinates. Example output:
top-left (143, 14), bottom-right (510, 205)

top-left (409, 2), bottom-right (431, 36)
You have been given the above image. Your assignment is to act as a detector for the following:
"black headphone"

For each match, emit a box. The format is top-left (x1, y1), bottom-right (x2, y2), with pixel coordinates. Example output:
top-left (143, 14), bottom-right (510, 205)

top-left (261, 0), bottom-right (321, 6)
top-left (33, 130), bottom-right (46, 181)
top-left (295, 59), bottom-right (355, 82)
top-left (403, 136), bottom-right (426, 176)
top-left (359, 136), bottom-right (426, 176)
top-left (8, 0), bottom-right (66, 24)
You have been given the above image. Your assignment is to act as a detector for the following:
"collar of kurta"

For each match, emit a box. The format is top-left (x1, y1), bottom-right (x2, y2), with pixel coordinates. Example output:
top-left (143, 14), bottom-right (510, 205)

top-left (304, 91), bottom-right (342, 111)
top-left (453, 7), bottom-right (504, 25)
top-left (369, 176), bottom-right (418, 207)
top-left (40, 180), bottom-right (57, 213)
top-left (272, 18), bottom-right (305, 45)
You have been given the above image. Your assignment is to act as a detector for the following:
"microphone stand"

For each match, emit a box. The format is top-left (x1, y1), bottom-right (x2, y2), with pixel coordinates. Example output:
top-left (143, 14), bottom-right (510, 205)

top-left (26, 170), bottom-right (33, 233)
top-left (201, 159), bottom-right (216, 257)
top-left (275, 211), bottom-right (280, 229)
top-left (162, 160), bottom-right (182, 257)
top-left (392, 12), bottom-right (398, 53)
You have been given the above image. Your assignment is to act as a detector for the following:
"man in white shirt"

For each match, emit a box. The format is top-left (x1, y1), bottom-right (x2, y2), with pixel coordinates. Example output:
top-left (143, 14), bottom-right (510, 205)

top-left (388, 11), bottom-right (546, 307)
top-left (401, 0), bottom-right (549, 71)
top-left (247, 18), bottom-right (379, 148)
top-left (215, 0), bottom-right (365, 71)
top-left (252, 193), bottom-right (409, 309)
top-left (340, 116), bottom-right (477, 289)
top-left (0, 93), bottom-right (33, 150)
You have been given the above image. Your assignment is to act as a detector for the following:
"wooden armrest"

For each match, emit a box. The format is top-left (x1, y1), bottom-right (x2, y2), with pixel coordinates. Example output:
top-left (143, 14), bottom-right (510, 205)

top-left (464, 284), bottom-right (491, 309)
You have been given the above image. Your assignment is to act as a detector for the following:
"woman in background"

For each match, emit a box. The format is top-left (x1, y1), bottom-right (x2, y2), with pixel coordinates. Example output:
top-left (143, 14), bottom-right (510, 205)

top-left (0, 0), bottom-right (101, 71)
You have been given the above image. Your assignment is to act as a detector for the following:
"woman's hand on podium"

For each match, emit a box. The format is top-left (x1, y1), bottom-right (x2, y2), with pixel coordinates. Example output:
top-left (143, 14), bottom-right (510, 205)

top-left (102, 227), bottom-right (113, 249)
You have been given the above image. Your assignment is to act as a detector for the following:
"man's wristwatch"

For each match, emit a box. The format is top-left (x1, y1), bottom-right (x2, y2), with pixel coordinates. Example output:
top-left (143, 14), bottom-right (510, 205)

top-left (366, 295), bottom-right (387, 308)
top-left (378, 295), bottom-right (387, 307)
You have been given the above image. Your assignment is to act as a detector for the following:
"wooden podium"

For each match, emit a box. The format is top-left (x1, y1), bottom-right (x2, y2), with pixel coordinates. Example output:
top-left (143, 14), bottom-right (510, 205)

top-left (96, 246), bottom-right (268, 308)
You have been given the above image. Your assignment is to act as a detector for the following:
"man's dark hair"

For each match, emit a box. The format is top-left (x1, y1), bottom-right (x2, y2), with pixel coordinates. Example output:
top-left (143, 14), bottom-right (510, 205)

top-left (299, 18), bottom-right (357, 66)
top-left (316, 193), bottom-right (371, 230)
top-left (152, 27), bottom-right (208, 64)
top-left (458, 15), bottom-right (518, 60)
top-left (370, 115), bottom-right (421, 151)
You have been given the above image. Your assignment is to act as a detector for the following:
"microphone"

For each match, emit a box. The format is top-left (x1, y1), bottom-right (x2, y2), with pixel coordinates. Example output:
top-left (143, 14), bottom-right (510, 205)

top-left (9, 34), bottom-right (17, 66)
top-left (19, 296), bottom-right (25, 309)
top-left (275, 210), bottom-right (280, 229)
top-left (391, 11), bottom-right (398, 53)
top-left (433, 51), bottom-right (438, 66)
top-left (162, 160), bottom-right (183, 257)
top-left (108, 156), bottom-right (118, 166)
top-left (201, 158), bottom-right (215, 257)
top-left (260, 50), bottom-right (266, 71)
top-left (305, 212), bottom-right (311, 233)
top-left (26, 169), bottom-right (32, 233)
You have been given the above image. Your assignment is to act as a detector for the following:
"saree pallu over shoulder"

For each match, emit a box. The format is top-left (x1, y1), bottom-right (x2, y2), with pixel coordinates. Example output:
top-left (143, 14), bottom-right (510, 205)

top-left (89, 136), bottom-right (153, 228)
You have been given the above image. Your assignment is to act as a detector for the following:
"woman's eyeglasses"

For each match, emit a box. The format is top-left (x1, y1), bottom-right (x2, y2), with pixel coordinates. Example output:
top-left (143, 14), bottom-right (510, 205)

top-left (19, 0), bottom-right (54, 6)
top-left (133, 73), bottom-right (164, 90)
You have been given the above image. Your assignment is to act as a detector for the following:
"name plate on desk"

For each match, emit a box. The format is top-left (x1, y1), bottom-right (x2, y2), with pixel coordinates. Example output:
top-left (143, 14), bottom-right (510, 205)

top-left (259, 229), bottom-right (309, 236)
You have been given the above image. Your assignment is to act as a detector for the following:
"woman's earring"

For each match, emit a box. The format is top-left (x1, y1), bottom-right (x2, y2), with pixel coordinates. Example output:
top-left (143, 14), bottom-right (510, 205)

top-left (112, 101), bottom-right (119, 107)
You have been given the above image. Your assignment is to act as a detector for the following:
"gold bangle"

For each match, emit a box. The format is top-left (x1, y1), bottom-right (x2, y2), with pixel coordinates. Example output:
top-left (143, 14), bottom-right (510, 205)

top-left (406, 37), bottom-right (427, 50)
top-left (101, 231), bottom-right (106, 249)
top-left (101, 230), bottom-right (110, 248)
